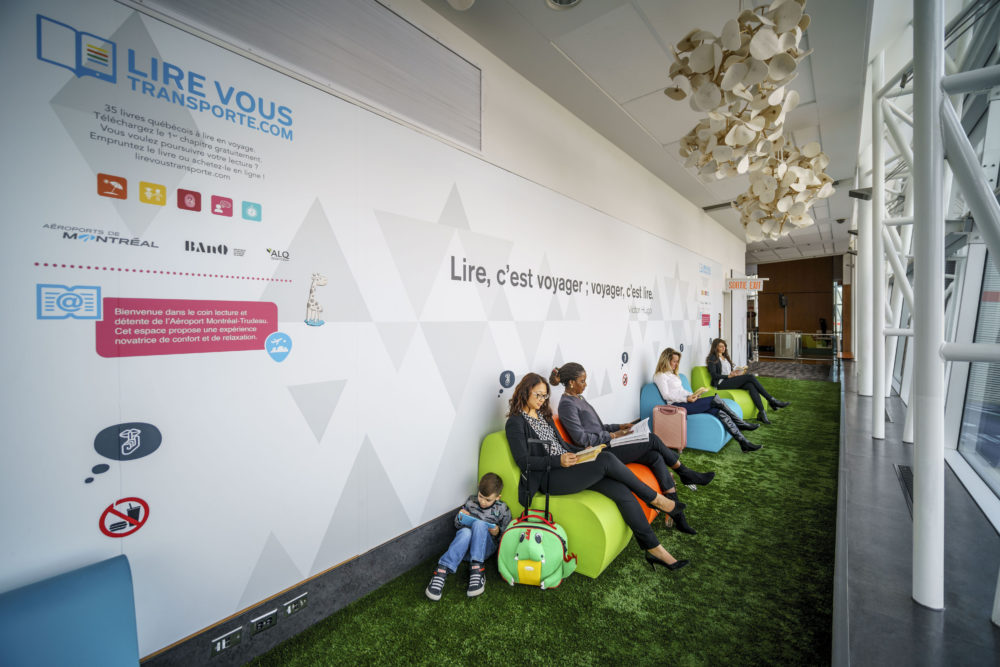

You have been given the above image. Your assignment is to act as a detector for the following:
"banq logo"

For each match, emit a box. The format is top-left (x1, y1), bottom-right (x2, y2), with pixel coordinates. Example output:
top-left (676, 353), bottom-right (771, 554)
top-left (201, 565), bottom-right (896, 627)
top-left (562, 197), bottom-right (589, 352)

top-left (184, 241), bottom-right (228, 255)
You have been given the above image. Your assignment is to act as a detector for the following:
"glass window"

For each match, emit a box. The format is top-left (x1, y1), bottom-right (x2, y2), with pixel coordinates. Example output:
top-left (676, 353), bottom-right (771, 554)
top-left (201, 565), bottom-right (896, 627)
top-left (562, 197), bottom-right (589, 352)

top-left (958, 253), bottom-right (1000, 497)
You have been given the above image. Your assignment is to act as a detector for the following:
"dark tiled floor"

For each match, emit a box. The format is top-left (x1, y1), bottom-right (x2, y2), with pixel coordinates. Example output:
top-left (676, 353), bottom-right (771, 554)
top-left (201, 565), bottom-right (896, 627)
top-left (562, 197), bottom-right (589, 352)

top-left (750, 359), bottom-right (838, 381)
top-left (838, 363), bottom-right (1000, 666)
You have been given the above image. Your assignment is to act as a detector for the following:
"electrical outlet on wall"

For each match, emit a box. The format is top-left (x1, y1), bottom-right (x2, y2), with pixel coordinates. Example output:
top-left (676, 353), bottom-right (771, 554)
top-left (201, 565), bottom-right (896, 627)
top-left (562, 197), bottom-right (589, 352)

top-left (250, 609), bottom-right (278, 636)
top-left (210, 627), bottom-right (242, 657)
top-left (283, 592), bottom-right (308, 616)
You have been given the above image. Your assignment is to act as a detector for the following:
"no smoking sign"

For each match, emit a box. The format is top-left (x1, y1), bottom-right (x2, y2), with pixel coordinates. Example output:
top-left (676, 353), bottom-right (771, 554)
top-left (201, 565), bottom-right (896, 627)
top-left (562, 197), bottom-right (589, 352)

top-left (99, 497), bottom-right (149, 537)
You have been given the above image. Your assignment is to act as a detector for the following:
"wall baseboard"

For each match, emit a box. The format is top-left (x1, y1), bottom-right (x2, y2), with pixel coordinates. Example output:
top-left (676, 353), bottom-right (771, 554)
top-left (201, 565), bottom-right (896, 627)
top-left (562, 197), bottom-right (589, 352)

top-left (142, 511), bottom-right (455, 666)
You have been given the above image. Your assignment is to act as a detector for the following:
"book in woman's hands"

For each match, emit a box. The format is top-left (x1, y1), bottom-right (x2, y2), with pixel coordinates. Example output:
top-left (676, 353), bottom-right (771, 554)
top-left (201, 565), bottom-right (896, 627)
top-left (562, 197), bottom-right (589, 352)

top-left (574, 443), bottom-right (607, 463)
top-left (610, 417), bottom-right (651, 446)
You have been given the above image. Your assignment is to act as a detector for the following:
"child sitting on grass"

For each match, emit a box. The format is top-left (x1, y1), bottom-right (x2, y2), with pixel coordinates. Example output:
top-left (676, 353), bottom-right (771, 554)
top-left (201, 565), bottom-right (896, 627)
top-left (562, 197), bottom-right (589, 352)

top-left (425, 472), bottom-right (511, 600)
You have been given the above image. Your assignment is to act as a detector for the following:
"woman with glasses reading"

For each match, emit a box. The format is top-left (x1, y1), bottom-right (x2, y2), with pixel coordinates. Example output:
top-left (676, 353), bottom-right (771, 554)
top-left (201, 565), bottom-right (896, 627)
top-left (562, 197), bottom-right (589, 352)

top-left (506, 372), bottom-right (690, 571)
top-left (552, 362), bottom-right (714, 533)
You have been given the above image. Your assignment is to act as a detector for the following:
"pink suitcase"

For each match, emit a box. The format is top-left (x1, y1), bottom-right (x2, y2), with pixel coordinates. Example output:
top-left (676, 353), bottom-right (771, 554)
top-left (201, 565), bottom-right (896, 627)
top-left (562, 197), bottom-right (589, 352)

top-left (652, 404), bottom-right (687, 451)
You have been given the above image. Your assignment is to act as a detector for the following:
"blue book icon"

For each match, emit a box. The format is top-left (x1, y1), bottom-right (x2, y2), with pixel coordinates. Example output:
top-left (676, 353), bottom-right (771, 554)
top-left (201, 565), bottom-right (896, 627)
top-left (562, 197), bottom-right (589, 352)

top-left (36, 284), bottom-right (102, 320)
top-left (36, 15), bottom-right (116, 83)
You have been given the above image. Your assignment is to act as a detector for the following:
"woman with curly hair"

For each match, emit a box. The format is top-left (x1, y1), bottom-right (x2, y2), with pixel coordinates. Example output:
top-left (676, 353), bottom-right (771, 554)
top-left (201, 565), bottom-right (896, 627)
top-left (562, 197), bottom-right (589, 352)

top-left (505, 372), bottom-right (690, 571)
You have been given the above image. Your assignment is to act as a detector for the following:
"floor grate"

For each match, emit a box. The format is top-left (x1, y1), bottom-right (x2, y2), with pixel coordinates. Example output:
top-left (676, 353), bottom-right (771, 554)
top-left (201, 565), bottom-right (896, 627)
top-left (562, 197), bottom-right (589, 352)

top-left (893, 464), bottom-right (914, 518)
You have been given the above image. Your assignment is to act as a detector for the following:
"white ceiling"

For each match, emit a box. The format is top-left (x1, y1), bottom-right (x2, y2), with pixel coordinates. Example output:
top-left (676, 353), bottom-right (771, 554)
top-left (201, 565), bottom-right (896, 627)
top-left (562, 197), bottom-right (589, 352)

top-left (424, 0), bottom-right (875, 265)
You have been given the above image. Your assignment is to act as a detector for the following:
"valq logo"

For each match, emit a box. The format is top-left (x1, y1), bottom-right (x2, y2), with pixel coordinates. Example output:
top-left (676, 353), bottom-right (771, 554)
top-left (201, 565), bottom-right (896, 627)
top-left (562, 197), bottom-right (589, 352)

top-left (267, 248), bottom-right (290, 261)
top-left (185, 241), bottom-right (228, 255)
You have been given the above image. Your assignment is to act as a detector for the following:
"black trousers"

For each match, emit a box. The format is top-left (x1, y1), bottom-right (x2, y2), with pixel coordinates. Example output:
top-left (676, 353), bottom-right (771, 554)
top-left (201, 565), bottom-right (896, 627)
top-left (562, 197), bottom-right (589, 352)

top-left (607, 434), bottom-right (679, 495)
top-left (716, 373), bottom-right (773, 412)
top-left (539, 451), bottom-right (660, 550)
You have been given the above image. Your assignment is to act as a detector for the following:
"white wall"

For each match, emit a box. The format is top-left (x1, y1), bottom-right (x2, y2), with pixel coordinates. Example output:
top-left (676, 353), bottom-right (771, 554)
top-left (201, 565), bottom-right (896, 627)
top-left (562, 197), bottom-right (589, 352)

top-left (384, 0), bottom-right (747, 282)
top-left (1, 0), bottom-right (744, 657)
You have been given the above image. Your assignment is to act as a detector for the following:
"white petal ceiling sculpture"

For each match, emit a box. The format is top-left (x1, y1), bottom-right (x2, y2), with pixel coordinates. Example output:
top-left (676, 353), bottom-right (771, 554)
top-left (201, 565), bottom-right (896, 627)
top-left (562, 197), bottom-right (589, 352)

top-left (665, 0), bottom-right (834, 241)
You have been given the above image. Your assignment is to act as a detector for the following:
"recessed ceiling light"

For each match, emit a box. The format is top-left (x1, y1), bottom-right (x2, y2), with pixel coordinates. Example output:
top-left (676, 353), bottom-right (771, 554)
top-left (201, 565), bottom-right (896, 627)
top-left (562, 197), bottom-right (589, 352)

top-left (546, 0), bottom-right (582, 9)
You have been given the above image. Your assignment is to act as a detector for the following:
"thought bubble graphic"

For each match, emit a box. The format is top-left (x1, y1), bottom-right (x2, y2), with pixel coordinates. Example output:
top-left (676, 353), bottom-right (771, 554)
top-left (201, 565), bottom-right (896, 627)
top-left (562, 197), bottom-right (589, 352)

top-left (498, 370), bottom-right (515, 397)
top-left (94, 422), bottom-right (162, 461)
top-left (84, 463), bottom-right (111, 484)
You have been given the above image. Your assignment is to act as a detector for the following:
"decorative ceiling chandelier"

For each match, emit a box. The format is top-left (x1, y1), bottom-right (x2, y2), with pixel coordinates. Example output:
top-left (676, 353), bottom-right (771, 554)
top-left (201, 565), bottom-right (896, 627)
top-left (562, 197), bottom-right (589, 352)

top-left (664, 0), bottom-right (834, 241)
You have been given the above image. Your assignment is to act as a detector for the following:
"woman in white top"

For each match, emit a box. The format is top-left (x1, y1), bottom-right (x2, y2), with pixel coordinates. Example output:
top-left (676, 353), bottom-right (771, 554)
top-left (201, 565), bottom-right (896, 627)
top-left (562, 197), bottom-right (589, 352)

top-left (653, 348), bottom-right (762, 453)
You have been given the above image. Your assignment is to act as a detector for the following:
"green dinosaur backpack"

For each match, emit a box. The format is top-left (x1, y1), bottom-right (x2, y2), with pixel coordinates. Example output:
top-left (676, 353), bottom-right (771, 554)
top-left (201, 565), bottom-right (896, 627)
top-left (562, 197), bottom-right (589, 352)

top-left (497, 509), bottom-right (577, 589)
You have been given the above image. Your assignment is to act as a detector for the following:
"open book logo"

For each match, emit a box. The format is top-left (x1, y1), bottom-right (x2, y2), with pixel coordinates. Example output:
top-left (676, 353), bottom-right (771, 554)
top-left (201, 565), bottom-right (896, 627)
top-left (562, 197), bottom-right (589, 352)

top-left (36, 15), bottom-right (117, 83)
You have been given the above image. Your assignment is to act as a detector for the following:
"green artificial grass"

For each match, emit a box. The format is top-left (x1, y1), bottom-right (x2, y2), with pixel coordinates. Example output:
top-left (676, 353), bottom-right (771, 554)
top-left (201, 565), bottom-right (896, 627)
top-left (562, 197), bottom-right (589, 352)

top-left (250, 377), bottom-right (840, 667)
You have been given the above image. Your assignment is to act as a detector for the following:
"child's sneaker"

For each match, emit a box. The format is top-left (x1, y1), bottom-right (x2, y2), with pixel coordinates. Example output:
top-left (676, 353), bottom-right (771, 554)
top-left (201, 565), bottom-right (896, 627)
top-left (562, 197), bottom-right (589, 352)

top-left (467, 561), bottom-right (485, 597)
top-left (425, 566), bottom-right (447, 601)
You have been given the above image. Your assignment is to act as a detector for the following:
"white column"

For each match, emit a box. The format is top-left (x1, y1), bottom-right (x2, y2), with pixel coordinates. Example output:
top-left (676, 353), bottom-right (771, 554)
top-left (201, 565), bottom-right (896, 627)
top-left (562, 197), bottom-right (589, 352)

top-left (872, 52), bottom-right (887, 438)
top-left (857, 145), bottom-right (874, 396)
top-left (911, 0), bottom-right (945, 610)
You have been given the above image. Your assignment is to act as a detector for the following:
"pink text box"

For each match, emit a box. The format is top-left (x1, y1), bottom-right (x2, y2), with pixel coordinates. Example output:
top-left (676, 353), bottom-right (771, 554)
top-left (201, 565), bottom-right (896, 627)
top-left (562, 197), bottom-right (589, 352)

top-left (96, 298), bottom-right (278, 358)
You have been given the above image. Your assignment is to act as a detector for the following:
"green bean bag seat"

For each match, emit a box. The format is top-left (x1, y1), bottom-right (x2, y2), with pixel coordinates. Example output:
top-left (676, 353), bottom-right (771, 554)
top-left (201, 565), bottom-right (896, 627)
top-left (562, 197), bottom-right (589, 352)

top-left (479, 431), bottom-right (633, 578)
top-left (689, 366), bottom-right (758, 419)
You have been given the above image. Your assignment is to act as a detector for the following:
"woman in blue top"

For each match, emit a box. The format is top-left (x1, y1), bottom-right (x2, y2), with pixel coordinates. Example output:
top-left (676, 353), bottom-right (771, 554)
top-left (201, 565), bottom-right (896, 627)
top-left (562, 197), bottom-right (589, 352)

top-left (551, 362), bottom-right (714, 533)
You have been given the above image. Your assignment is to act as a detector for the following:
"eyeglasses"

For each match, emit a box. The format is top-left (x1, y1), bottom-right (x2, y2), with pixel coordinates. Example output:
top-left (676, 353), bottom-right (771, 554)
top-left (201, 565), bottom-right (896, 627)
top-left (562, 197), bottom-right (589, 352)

top-left (531, 392), bottom-right (549, 400)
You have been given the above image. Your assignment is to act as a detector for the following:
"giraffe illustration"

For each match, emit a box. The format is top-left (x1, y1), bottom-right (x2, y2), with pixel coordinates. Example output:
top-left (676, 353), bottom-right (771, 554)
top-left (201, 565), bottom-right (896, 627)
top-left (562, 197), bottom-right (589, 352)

top-left (304, 273), bottom-right (328, 326)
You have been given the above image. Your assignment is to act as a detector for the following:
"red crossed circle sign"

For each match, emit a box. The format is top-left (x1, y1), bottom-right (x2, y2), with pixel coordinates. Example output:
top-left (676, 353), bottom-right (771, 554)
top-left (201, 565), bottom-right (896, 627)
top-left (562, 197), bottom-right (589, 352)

top-left (622, 372), bottom-right (629, 386)
top-left (99, 497), bottom-right (149, 538)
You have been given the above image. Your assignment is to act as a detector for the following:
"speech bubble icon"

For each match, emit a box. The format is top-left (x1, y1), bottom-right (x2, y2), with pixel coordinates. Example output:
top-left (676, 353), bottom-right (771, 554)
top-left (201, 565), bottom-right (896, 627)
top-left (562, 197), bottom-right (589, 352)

top-left (94, 423), bottom-right (161, 461)
top-left (266, 331), bottom-right (292, 362)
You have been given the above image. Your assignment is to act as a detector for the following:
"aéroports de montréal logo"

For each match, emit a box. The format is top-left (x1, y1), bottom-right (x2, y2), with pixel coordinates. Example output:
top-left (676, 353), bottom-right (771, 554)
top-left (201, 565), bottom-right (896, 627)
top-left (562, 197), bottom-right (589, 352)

top-left (185, 241), bottom-right (228, 255)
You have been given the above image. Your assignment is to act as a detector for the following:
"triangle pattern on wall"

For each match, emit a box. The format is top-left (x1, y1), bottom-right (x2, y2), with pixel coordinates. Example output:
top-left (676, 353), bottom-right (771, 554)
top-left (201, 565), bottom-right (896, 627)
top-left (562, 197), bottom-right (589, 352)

top-left (237, 532), bottom-right (303, 611)
top-left (516, 321), bottom-right (546, 367)
top-left (546, 296), bottom-right (563, 321)
top-left (551, 343), bottom-right (565, 369)
top-left (421, 322), bottom-right (488, 410)
top-left (563, 296), bottom-right (581, 320)
top-left (600, 368), bottom-right (613, 396)
top-left (310, 437), bottom-right (412, 574)
top-left (375, 322), bottom-right (418, 373)
top-left (438, 184), bottom-right (471, 230)
top-left (489, 288), bottom-right (514, 321)
top-left (375, 210), bottom-right (454, 318)
top-left (287, 379), bottom-right (347, 442)
top-left (260, 199), bottom-right (371, 323)
top-left (458, 228), bottom-right (513, 321)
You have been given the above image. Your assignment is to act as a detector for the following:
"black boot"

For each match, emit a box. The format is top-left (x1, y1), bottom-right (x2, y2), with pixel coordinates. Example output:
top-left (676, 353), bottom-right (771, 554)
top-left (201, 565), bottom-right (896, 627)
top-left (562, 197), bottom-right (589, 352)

top-left (712, 394), bottom-right (757, 430)
top-left (755, 407), bottom-right (771, 424)
top-left (675, 464), bottom-right (715, 487)
top-left (718, 412), bottom-right (763, 452)
top-left (759, 389), bottom-right (789, 410)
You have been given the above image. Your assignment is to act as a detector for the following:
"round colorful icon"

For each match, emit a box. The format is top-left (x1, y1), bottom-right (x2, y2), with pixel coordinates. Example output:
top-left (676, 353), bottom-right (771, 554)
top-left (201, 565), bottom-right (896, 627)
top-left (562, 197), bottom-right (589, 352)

top-left (266, 332), bottom-right (292, 362)
top-left (622, 372), bottom-right (629, 387)
top-left (99, 497), bottom-right (149, 538)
